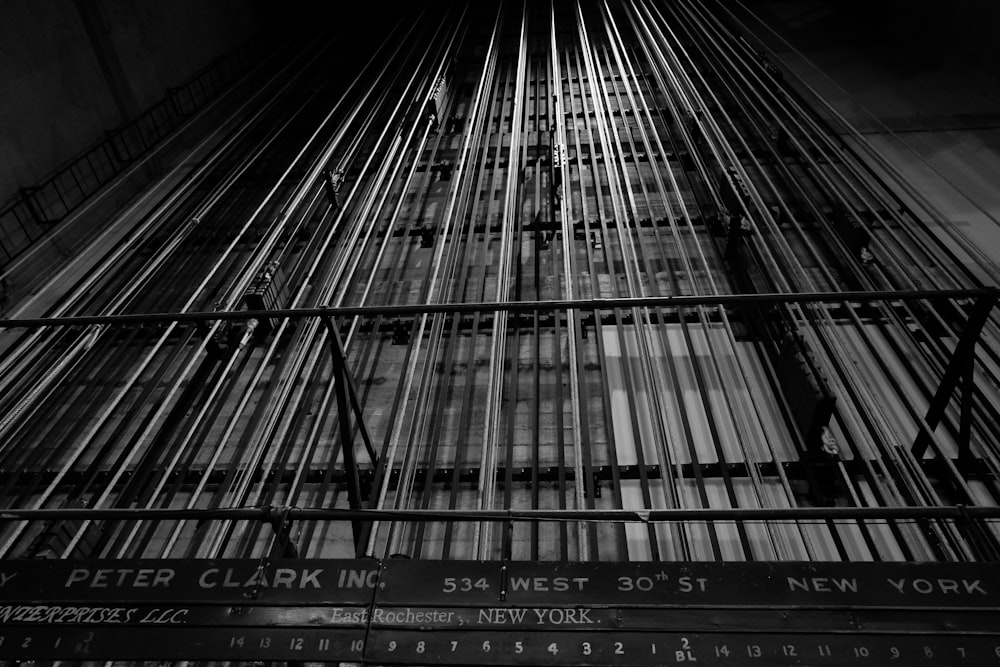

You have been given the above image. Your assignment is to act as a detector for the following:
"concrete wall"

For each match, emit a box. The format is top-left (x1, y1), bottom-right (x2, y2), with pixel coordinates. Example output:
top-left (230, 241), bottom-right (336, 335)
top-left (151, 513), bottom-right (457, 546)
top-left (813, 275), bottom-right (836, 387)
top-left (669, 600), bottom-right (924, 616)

top-left (0, 0), bottom-right (265, 207)
top-left (745, 1), bottom-right (1000, 105)
top-left (885, 0), bottom-right (1000, 99)
top-left (747, 0), bottom-right (1000, 272)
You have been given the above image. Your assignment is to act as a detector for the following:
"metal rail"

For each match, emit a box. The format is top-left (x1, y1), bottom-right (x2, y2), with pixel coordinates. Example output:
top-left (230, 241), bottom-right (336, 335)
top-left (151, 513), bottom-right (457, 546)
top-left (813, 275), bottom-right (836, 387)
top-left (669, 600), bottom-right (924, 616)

top-left (2, 505), bottom-right (999, 522)
top-left (1, 288), bottom-right (995, 329)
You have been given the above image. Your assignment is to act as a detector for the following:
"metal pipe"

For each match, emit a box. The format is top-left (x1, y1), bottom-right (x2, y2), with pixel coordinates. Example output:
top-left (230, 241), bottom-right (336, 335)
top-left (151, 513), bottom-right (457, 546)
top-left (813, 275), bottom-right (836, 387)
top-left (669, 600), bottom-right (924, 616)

top-left (2, 288), bottom-right (994, 329)
top-left (1, 504), bottom-right (998, 522)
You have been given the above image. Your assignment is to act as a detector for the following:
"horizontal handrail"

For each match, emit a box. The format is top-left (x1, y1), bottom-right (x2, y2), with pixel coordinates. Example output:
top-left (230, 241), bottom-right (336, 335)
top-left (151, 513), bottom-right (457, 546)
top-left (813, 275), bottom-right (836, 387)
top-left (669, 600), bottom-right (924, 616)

top-left (0, 287), bottom-right (995, 329)
top-left (0, 504), bottom-right (998, 523)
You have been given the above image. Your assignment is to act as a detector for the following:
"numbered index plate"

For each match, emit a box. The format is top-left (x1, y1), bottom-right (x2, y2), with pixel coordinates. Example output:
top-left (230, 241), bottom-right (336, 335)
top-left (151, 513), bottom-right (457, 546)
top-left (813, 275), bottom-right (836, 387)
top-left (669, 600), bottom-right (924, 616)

top-left (365, 630), bottom-right (1000, 666)
top-left (0, 627), bottom-right (367, 661)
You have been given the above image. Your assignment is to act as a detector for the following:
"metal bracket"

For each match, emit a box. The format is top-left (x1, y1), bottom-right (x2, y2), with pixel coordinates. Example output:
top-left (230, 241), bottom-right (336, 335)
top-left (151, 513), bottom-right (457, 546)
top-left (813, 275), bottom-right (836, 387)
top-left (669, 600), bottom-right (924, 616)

top-left (268, 505), bottom-right (299, 559)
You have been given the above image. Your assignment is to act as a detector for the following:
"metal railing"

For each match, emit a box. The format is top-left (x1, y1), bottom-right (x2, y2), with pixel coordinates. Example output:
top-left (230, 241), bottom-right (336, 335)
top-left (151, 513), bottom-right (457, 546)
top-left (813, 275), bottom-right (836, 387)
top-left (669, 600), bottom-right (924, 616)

top-left (0, 39), bottom-right (265, 265)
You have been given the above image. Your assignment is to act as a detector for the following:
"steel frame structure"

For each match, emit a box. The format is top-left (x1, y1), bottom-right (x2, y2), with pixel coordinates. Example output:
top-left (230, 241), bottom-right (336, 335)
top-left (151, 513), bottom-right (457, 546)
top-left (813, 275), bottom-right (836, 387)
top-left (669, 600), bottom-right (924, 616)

top-left (0, 0), bottom-right (999, 571)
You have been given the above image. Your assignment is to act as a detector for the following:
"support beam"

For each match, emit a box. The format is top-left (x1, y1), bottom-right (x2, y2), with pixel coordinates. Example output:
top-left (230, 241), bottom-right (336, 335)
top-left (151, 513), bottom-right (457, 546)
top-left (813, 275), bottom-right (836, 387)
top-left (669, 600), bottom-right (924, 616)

top-left (321, 315), bottom-right (374, 553)
top-left (2, 288), bottom-right (996, 330)
top-left (912, 293), bottom-right (997, 459)
top-left (73, 0), bottom-right (141, 125)
top-left (1, 504), bottom-right (1000, 523)
top-left (322, 316), bottom-right (378, 465)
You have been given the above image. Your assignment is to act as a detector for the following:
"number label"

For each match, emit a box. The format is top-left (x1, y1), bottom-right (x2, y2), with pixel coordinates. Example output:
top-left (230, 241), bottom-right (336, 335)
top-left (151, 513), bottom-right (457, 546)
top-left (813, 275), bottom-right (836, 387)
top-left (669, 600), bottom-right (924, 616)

top-left (617, 576), bottom-right (654, 591)
top-left (442, 577), bottom-right (491, 593)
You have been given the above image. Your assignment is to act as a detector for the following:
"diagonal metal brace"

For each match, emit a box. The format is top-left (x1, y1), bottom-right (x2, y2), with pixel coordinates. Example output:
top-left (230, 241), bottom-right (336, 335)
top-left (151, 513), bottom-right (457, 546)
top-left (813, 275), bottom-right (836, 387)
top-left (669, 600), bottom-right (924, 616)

top-left (912, 292), bottom-right (997, 459)
top-left (321, 315), bottom-right (377, 552)
top-left (321, 315), bottom-right (378, 465)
